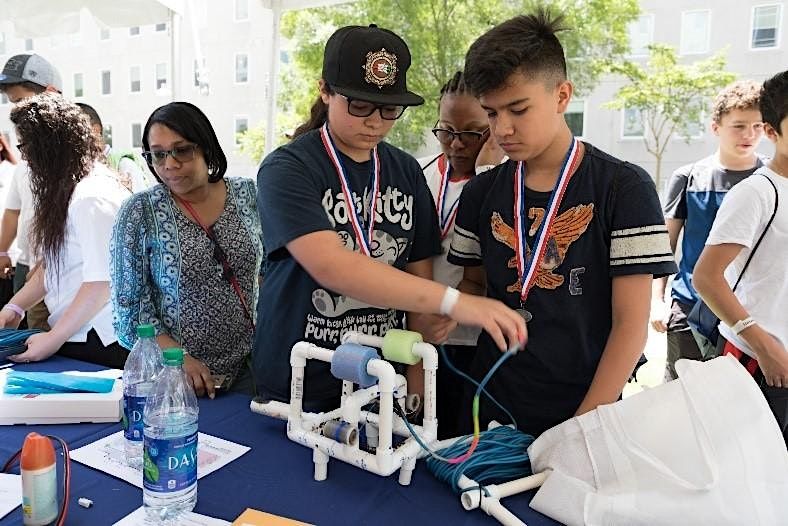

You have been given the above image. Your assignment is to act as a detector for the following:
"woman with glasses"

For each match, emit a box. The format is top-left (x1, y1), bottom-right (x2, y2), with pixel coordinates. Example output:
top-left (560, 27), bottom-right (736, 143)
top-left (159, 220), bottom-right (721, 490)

top-left (253, 24), bottom-right (525, 413)
top-left (110, 102), bottom-right (263, 398)
top-left (0, 94), bottom-right (130, 367)
top-left (419, 71), bottom-right (505, 438)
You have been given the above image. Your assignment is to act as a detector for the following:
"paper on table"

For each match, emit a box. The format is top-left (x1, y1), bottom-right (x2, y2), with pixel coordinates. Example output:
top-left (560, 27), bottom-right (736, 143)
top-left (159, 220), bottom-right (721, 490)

top-left (71, 431), bottom-right (250, 488)
top-left (113, 506), bottom-right (230, 526)
top-left (0, 473), bottom-right (22, 520)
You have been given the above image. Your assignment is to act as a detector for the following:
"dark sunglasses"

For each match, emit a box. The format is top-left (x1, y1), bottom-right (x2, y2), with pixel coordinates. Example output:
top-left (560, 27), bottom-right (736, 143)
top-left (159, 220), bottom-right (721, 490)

top-left (431, 126), bottom-right (489, 146)
top-left (340, 95), bottom-right (407, 120)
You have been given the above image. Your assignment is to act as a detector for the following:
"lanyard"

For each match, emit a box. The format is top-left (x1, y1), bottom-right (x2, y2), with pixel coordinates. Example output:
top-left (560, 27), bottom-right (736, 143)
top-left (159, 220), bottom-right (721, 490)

top-left (319, 123), bottom-right (380, 256)
top-left (175, 195), bottom-right (255, 331)
top-left (435, 155), bottom-right (468, 240)
top-left (513, 137), bottom-right (582, 304)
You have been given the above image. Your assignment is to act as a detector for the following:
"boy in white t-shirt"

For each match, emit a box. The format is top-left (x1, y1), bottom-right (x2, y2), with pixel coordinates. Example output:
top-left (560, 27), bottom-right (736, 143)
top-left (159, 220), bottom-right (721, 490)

top-left (694, 69), bottom-right (788, 444)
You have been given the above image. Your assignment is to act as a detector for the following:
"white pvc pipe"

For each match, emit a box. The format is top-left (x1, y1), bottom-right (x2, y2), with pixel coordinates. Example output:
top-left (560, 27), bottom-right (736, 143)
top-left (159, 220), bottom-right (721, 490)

top-left (458, 472), bottom-right (548, 526)
top-left (368, 359), bottom-right (396, 475)
top-left (341, 331), bottom-right (384, 349)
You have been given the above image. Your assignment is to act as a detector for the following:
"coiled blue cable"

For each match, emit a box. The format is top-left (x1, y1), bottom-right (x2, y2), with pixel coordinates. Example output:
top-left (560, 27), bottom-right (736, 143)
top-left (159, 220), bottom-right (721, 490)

top-left (426, 426), bottom-right (534, 493)
top-left (425, 344), bottom-right (535, 493)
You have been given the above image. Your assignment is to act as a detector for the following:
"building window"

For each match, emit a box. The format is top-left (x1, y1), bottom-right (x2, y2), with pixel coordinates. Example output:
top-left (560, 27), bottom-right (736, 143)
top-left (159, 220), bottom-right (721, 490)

top-left (235, 0), bottom-right (249, 21)
top-left (100, 28), bottom-right (111, 40)
top-left (751, 4), bottom-right (782, 48)
top-left (565, 100), bottom-right (585, 138)
top-left (235, 116), bottom-right (249, 145)
top-left (129, 26), bottom-right (140, 36)
top-left (155, 23), bottom-right (168, 32)
top-left (24, 38), bottom-right (34, 51)
top-left (1, 93), bottom-right (8, 105)
top-left (130, 66), bottom-right (141, 93)
top-left (0, 32), bottom-right (5, 55)
top-left (235, 53), bottom-right (249, 83)
top-left (101, 70), bottom-right (111, 95)
top-left (155, 63), bottom-right (168, 91)
top-left (628, 14), bottom-right (654, 56)
top-left (103, 124), bottom-right (113, 148)
top-left (131, 123), bottom-right (142, 148)
top-left (680, 10), bottom-right (711, 55)
top-left (622, 108), bottom-right (645, 139)
top-left (73, 73), bottom-right (83, 98)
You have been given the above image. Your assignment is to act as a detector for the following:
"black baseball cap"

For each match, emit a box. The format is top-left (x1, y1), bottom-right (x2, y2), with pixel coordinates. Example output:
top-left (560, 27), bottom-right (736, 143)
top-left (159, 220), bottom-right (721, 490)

top-left (0, 54), bottom-right (62, 92)
top-left (322, 24), bottom-right (424, 107)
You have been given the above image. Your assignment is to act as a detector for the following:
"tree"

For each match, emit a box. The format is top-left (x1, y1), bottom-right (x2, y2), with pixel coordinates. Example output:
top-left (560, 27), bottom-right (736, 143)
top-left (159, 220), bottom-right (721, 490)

top-left (255, 0), bottom-right (639, 155)
top-left (604, 44), bottom-right (736, 188)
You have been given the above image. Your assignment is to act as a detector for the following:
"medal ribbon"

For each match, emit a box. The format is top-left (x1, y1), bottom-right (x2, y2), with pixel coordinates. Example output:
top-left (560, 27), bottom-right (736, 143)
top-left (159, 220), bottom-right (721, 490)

top-left (514, 136), bottom-right (582, 303)
top-left (435, 155), bottom-right (462, 240)
top-left (320, 123), bottom-right (380, 256)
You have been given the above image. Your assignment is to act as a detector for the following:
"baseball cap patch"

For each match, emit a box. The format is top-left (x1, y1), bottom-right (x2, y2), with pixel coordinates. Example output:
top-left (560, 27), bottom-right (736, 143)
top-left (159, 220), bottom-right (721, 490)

top-left (364, 49), bottom-right (398, 89)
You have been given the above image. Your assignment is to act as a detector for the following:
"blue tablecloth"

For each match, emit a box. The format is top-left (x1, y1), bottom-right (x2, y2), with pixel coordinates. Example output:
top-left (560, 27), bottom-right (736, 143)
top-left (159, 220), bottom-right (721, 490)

top-left (0, 357), bottom-right (560, 525)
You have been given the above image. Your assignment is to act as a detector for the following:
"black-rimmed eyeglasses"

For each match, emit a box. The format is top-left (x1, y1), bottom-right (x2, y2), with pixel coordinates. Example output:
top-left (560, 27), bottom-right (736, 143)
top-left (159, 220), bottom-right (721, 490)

top-left (431, 126), bottom-right (490, 146)
top-left (141, 144), bottom-right (199, 166)
top-left (341, 95), bottom-right (406, 120)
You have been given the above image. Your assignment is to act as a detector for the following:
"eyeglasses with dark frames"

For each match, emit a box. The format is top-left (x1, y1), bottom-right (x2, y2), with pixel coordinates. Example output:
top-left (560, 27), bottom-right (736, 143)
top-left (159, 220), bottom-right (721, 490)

top-left (141, 144), bottom-right (199, 166)
top-left (340, 95), bottom-right (406, 120)
top-left (431, 126), bottom-right (490, 146)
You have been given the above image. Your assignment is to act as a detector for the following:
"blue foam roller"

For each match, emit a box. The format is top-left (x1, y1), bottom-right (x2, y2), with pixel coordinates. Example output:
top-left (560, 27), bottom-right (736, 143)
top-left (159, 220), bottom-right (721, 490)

top-left (330, 343), bottom-right (378, 388)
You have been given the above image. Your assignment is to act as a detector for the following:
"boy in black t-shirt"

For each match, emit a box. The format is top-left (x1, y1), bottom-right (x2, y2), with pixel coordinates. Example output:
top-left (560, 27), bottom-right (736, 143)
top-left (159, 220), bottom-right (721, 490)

top-left (449, 10), bottom-right (677, 436)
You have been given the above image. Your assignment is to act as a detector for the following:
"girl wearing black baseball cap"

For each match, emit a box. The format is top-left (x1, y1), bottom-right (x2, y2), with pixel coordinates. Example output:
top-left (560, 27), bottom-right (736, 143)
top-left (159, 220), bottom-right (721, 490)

top-left (253, 25), bottom-right (525, 411)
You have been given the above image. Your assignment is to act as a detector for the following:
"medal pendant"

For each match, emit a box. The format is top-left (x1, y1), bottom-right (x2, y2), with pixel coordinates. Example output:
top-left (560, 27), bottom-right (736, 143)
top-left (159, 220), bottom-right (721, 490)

top-left (516, 308), bottom-right (532, 322)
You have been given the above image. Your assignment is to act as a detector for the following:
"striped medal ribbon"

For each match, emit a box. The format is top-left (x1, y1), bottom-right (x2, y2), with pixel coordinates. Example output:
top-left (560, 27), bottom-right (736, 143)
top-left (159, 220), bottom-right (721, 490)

top-left (435, 155), bottom-right (464, 240)
top-left (320, 123), bottom-right (381, 257)
top-left (513, 136), bottom-right (582, 319)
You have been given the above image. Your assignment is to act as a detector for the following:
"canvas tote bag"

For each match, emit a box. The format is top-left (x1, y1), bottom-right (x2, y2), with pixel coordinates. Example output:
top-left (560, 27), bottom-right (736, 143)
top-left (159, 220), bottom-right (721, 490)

top-left (527, 356), bottom-right (788, 526)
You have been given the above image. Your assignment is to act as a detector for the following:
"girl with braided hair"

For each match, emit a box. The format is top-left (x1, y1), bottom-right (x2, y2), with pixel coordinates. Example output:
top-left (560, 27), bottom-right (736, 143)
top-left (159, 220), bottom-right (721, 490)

top-left (419, 71), bottom-right (505, 438)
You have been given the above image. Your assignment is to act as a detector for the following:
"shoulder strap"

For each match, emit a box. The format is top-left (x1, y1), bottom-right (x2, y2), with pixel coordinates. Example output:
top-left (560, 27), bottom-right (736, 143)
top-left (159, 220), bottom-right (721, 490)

top-left (732, 174), bottom-right (778, 291)
top-left (420, 153), bottom-right (441, 171)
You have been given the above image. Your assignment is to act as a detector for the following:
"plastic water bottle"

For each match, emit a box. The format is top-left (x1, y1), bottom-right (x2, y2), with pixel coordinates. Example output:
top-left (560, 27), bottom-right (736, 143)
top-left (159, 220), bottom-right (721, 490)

top-left (143, 348), bottom-right (199, 523)
top-left (122, 324), bottom-right (163, 469)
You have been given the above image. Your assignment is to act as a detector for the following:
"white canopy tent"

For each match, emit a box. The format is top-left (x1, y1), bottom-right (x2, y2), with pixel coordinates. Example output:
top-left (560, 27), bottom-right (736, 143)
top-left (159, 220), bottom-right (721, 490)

top-left (3, 0), bottom-right (351, 154)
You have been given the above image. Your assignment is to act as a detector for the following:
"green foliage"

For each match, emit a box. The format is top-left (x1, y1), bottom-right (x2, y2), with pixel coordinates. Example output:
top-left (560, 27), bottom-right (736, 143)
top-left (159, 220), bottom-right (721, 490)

top-left (605, 44), bottom-right (737, 185)
top-left (274, 0), bottom-right (639, 154)
top-left (236, 125), bottom-right (266, 165)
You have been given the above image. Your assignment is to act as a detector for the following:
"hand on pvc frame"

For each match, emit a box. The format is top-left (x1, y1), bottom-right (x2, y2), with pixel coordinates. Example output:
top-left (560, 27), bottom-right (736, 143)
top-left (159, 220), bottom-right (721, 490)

top-left (449, 293), bottom-right (526, 352)
top-left (407, 312), bottom-right (457, 345)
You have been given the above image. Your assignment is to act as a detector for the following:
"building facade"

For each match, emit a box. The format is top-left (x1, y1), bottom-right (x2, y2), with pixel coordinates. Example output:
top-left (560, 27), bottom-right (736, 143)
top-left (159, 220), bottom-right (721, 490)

top-left (0, 0), bottom-right (274, 178)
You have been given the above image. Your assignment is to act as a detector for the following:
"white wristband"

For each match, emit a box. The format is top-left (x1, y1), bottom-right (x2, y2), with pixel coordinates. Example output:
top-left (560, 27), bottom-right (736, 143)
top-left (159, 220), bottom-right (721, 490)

top-left (731, 316), bottom-right (757, 335)
top-left (439, 286), bottom-right (460, 316)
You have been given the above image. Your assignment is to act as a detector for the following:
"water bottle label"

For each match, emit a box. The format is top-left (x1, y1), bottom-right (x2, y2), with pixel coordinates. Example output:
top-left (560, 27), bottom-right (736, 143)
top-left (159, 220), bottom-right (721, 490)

top-left (122, 395), bottom-right (146, 441)
top-left (143, 432), bottom-right (198, 493)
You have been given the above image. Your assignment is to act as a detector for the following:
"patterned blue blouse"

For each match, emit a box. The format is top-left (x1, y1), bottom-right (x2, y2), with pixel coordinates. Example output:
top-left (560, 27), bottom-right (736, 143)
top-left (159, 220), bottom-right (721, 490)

top-left (110, 177), bottom-right (263, 380)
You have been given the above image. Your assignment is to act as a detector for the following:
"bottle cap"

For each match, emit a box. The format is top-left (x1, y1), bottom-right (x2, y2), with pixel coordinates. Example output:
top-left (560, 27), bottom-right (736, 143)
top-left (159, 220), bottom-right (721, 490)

top-left (20, 432), bottom-right (55, 470)
top-left (136, 324), bottom-right (156, 338)
top-left (161, 348), bottom-right (184, 365)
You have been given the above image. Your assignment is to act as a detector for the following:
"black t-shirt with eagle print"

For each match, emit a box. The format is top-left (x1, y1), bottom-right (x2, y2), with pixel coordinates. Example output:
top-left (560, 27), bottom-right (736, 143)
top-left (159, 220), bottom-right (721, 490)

top-left (448, 143), bottom-right (676, 436)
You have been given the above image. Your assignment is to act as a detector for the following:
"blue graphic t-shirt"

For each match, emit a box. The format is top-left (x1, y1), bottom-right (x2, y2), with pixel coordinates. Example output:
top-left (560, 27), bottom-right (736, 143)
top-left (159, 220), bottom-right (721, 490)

top-left (253, 128), bottom-right (441, 405)
top-left (663, 154), bottom-right (765, 305)
top-left (448, 144), bottom-right (677, 435)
